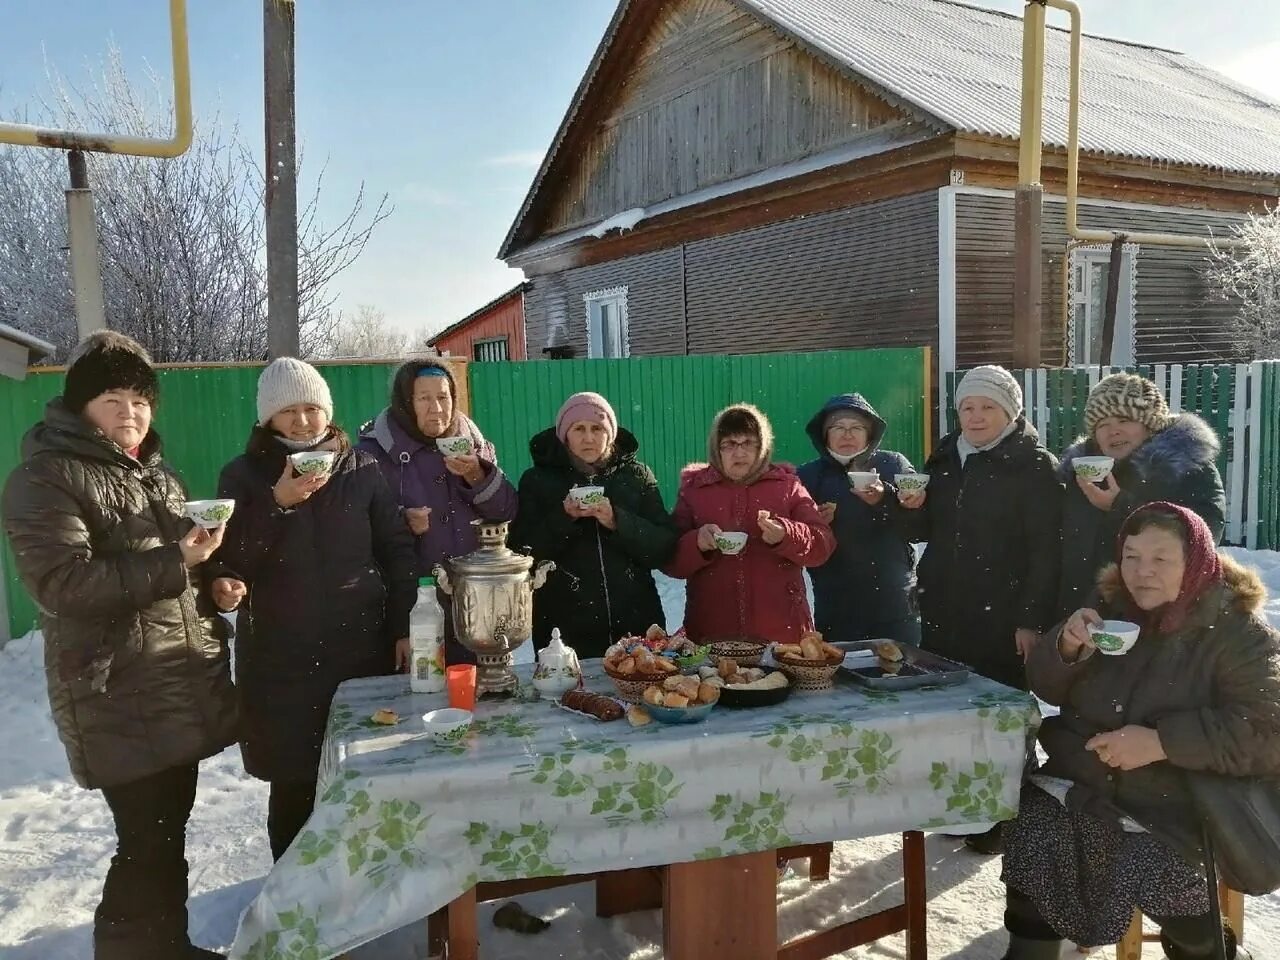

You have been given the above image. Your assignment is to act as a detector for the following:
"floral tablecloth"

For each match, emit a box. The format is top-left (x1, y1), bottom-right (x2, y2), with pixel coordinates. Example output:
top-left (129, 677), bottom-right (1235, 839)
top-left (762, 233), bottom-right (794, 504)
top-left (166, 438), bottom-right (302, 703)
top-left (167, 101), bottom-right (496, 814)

top-left (231, 661), bottom-right (1040, 959)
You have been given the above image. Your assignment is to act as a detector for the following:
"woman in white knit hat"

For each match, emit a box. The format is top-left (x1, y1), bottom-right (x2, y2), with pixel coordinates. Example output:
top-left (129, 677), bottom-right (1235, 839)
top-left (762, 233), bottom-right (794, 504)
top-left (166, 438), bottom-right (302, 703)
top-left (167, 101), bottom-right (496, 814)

top-left (215, 357), bottom-right (418, 860)
top-left (895, 365), bottom-right (1062, 853)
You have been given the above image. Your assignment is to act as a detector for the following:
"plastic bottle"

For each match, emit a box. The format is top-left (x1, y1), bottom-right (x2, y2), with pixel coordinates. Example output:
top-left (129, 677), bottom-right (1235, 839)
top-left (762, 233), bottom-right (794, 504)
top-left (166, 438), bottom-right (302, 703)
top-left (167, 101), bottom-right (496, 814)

top-left (409, 576), bottom-right (446, 694)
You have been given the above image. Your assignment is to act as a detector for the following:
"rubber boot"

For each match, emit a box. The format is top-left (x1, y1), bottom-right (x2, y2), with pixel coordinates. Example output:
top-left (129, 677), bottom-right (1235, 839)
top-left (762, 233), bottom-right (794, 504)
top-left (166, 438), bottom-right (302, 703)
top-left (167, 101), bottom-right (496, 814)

top-left (1160, 924), bottom-right (1236, 960)
top-left (965, 821), bottom-right (1006, 855)
top-left (1001, 934), bottom-right (1064, 959)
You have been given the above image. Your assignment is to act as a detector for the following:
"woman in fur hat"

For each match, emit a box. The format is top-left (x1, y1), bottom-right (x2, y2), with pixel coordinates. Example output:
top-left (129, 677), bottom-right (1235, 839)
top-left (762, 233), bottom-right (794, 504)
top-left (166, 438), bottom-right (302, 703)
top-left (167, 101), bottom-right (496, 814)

top-left (666, 403), bottom-right (834, 644)
top-left (217, 357), bottom-right (417, 861)
top-left (2, 331), bottom-right (238, 959)
top-left (1057, 372), bottom-right (1226, 618)
top-left (1001, 503), bottom-right (1280, 959)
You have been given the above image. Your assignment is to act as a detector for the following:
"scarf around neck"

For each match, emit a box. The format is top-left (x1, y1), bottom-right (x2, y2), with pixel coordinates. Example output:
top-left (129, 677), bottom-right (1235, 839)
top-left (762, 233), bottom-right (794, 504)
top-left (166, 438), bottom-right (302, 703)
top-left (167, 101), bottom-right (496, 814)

top-left (957, 420), bottom-right (1018, 466)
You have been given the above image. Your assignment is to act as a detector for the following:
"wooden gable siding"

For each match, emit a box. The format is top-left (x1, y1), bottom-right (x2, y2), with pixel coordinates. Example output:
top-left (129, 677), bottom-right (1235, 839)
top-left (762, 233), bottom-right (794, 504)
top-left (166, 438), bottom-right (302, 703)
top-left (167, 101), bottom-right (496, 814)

top-left (955, 193), bottom-right (1245, 367)
top-left (524, 192), bottom-right (938, 358)
top-left (542, 0), bottom-right (911, 235)
top-left (434, 293), bottom-right (527, 361)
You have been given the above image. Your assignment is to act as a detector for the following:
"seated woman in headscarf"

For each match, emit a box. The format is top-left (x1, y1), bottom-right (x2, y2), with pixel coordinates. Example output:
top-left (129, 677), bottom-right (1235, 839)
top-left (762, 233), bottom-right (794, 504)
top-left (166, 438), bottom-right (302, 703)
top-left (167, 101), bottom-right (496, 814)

top-left (1001, 503), bottom-right (1280, 960)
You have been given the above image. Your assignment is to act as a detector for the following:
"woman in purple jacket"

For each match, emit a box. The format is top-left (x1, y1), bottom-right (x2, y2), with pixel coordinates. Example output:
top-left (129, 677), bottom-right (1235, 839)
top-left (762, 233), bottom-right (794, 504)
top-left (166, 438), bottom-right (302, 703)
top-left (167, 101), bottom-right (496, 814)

top-left (358, 360), bottom-right (517, 662)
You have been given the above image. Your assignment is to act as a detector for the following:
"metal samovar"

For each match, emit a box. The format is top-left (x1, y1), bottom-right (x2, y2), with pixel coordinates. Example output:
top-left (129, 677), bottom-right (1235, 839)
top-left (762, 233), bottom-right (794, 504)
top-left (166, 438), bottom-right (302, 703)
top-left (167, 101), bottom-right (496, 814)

top-left (433, 520), bottom-right (554, 697)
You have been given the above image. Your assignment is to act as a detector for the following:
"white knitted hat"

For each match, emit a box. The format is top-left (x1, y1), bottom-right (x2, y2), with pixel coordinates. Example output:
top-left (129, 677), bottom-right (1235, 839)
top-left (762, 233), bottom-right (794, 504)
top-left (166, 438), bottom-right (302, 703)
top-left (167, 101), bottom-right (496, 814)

top-left (954, 365), bottom-right (1023, 423)
top-left (256, 357), bottom-right (333, 425)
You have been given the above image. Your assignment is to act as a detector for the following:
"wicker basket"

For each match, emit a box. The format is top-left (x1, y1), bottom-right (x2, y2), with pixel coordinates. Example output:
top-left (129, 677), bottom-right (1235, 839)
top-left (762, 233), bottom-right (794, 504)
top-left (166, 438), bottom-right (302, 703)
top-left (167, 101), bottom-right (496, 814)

top-left (705, 637), bottom-right (769, 667)
top-left (602, 664), bottom-right (670, 703)
top-left (773, 652), bottom-right (842, 692)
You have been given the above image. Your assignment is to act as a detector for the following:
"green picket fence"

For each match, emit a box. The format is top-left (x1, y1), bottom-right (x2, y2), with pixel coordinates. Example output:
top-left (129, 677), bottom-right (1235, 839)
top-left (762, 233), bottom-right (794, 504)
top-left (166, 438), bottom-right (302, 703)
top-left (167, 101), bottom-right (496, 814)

top-left (470, 348), bottom-right (930, 509)
top-left (945, 362), bottom-right (1280, 549)
top-left (0, 348), bottom-right (929, 640)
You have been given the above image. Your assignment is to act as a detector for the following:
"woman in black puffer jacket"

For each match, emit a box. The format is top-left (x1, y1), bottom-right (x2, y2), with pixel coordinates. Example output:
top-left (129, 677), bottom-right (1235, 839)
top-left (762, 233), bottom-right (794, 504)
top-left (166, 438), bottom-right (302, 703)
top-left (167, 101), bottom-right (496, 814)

top-left (217, 358), bottom-right (417, 862)
top-left (2, 332), bottom-right (238, 960)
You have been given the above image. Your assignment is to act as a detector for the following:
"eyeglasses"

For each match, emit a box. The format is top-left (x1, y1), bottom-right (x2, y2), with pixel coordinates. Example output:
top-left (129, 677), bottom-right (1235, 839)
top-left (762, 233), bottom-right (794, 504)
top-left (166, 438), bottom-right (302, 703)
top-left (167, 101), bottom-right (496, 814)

top-left (719, 439), bottom-right (760, 453)
top-left (827, 424), bottom-right (866, 437)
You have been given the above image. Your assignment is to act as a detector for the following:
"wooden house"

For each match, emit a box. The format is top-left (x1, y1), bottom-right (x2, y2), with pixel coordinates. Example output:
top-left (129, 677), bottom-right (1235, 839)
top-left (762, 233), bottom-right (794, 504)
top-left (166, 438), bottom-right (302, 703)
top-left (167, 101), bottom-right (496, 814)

top-left (428, 283), bottom-right (527, 361)
top-left (498, 0), bottom-right (1280, 383)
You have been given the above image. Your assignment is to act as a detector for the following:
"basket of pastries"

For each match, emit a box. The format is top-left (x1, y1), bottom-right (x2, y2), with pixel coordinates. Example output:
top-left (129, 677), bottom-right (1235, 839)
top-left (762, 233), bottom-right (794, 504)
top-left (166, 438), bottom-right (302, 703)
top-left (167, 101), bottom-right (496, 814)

top-left (772, 630), bottom-right (845, 691)
top-left (703, 635), bottom-right (770, 667)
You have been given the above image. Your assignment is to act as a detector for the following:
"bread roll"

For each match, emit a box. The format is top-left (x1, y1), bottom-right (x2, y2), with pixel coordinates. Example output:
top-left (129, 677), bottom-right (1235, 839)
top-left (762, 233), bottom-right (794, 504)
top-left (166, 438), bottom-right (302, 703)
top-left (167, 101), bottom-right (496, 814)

top-left (626, 705), bottom-right (652, 727)
top-left (697, 682), bottom-right (720, 704)
top-left (643, 685), bottom-right (666, 706)
top-left (663, 692), bottom-right (690, 708)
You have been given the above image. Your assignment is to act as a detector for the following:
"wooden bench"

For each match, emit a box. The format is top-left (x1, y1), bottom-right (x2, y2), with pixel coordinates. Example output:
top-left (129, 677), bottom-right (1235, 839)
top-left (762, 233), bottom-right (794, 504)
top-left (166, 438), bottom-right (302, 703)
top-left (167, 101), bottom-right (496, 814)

top-left (1116, 881), bottom-right (1244, 960)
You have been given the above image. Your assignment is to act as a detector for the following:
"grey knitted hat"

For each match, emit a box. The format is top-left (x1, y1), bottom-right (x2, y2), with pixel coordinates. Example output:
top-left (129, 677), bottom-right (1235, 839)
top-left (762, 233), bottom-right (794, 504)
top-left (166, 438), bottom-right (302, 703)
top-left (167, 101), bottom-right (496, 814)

top-left (954, 365), bottom-right (1023, 423)
top-left (256, 357), bottom-right (333, 425)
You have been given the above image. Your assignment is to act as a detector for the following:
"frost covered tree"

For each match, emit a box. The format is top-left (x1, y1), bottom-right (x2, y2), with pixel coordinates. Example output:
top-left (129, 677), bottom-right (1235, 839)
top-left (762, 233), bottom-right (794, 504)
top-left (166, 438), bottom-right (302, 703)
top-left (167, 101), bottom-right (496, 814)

top-left (325, 305), bottom-right (405, 358)
top-left (0, 49), bottom-right (390, 361)
top-left (1206, 207), bottom-right (1280, 360)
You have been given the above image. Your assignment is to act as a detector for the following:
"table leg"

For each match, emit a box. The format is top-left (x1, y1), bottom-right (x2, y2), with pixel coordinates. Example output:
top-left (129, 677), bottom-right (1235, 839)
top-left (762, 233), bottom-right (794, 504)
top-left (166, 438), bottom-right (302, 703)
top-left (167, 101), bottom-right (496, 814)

top-left (664, 851), bottom-right (776, 960)
top-left (902, 831), bottom-right (927, 960)
top-left (428, 886), bottom-right (478, 960)
top-left (596, 867), bottom-right (663, 917)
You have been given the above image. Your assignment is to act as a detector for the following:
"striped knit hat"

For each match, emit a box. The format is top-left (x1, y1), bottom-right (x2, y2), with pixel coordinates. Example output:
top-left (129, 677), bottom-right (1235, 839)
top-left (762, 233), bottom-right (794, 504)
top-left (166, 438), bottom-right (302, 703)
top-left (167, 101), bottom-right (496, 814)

top-left (1084, 373), bottom-right (1172, 435)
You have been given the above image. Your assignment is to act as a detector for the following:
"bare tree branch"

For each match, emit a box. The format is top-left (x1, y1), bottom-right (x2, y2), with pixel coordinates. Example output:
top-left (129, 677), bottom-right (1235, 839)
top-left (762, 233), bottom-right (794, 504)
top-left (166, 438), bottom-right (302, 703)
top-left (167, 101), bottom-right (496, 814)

top-left (0, 47), bottom-right (391, 361)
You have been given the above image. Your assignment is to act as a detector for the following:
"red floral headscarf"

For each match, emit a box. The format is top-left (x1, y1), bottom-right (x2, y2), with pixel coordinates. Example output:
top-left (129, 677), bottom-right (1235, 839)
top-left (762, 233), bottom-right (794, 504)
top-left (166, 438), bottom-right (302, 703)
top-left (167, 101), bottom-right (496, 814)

top-left (1116, 502), bottom-right (1223, 634)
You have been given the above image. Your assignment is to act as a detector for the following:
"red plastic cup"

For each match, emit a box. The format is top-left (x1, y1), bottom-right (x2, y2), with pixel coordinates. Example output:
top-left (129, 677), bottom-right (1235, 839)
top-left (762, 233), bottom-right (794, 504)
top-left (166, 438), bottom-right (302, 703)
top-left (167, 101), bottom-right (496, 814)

top-left (446, 665), bottom-right (477, 711)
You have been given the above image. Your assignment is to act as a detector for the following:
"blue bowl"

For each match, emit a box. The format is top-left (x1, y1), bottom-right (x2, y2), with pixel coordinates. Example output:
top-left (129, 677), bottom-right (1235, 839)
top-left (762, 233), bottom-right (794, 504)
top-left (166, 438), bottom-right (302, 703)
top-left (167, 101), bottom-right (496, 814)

top-left (645, 700), bottom-right (715, 725)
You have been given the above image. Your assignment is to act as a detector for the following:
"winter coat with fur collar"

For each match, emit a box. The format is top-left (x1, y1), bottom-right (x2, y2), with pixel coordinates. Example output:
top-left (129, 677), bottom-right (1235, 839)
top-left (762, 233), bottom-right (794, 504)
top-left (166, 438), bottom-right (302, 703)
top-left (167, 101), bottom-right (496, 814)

top-left (1057, 413), bottom-right (1225, 618)
top-left (1031, 556), bottom-right (1280, 830)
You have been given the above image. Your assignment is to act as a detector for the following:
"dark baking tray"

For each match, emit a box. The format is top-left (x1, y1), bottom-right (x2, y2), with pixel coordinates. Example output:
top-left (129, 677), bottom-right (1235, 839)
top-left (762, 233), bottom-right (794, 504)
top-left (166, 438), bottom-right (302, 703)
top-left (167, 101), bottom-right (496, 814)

top-left (835, 641), bottom-right (970, 690)
top-left (715, 670), bottom-right (794, 709)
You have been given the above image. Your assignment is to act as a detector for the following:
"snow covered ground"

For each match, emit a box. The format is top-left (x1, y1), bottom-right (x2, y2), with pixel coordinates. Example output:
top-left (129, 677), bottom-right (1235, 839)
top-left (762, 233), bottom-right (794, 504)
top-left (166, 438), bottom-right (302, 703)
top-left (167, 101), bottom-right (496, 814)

top-left (2, 556), bottom-right (1278, 959)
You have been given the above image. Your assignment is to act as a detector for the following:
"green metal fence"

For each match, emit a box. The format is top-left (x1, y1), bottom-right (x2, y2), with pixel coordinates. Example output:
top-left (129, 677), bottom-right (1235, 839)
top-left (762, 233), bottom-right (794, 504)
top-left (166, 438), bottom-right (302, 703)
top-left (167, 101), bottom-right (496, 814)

top-left (0, 361), bottom-right (410, 639)
top-left (470, 348), bottom-right (931, 508)
top-left (0, 348), bottom-right (929, 639)
top-left (945, 362), bottom-right (1280, 549)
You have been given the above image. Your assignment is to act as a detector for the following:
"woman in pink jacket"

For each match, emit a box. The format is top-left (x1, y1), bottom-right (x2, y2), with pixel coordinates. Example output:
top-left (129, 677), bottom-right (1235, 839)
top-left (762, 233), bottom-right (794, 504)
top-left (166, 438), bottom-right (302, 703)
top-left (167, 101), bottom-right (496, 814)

top-left (667, 404), bottom-right (835, 644)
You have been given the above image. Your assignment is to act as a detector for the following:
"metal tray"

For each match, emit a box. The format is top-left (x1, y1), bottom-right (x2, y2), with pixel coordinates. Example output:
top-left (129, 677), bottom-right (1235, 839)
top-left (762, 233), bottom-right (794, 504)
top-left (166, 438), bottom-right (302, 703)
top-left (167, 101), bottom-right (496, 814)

top-left (835, 641), bottom-right (970, 691)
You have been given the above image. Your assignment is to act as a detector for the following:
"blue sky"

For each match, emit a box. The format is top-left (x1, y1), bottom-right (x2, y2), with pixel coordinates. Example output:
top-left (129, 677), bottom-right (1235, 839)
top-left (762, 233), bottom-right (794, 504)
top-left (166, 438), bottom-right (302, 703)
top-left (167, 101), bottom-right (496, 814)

top-left (3, 0), bottom-right (1278, 336)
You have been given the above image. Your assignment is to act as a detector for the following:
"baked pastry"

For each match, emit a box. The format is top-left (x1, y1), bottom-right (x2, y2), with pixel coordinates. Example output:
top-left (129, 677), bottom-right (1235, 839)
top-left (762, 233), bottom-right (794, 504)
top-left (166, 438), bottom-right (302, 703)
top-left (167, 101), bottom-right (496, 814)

top-left (616, 656), bottom-right (636, 675)
top-left (561, 689), bottom-right (624, 721)
top-left (370, 708), bottom-right (399, 725)
top-left (663, 692), bottom-right (690, 709)
top-left (626, 705), bottom-right (652, 727)
top-left (643, 685), bottom-right (666, 706)
top-left (697, 682), bottom-right (721, 704)
top-left (875, 640), bottom-right (904, 663)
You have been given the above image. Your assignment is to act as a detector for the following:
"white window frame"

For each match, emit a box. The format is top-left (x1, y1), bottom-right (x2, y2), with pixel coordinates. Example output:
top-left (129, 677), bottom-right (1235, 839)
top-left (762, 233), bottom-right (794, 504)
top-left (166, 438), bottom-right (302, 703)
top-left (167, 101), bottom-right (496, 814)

top-left (584, 286), bottom-right (630, 359)
top-left (1068, 243), bottom-right (1138, 367)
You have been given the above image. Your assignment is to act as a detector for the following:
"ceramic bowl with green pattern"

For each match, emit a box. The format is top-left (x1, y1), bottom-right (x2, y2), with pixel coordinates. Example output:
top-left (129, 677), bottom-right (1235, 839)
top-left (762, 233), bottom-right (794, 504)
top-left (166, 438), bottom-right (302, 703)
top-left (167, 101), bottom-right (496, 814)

top-left (423, 708), bottom-right (472, 743)
top-left (185, 499), bottom-right (235, 529)
top-left (569, 485), bottom-right (606, 507)
top-left (1087, 620), bottom-right (1140, 656)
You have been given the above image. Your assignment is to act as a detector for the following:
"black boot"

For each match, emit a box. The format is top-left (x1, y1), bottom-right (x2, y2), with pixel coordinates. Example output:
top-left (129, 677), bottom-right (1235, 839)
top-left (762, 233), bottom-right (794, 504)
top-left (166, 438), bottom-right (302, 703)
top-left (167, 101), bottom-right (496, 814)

top-left (1000, 934), bottom-right (1063, 959)
top-left (1160, 924), bottom-right (1236, 959)
top-left (965, 821), bottom-right (1006, 855)
top-left (186, 947), bottom-right (226, 959)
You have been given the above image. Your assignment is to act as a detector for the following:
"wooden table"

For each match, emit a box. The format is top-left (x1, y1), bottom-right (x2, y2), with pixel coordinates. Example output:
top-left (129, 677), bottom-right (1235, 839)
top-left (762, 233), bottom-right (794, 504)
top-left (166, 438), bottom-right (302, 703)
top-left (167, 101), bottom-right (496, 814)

top-left (429, 834), bottom-right (926, 960)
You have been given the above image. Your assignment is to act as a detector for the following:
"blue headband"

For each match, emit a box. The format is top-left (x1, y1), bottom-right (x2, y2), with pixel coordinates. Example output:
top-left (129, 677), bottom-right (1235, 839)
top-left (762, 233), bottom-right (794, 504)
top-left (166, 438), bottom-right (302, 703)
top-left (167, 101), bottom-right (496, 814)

top-left (416, 364), bottom-right (449, 379)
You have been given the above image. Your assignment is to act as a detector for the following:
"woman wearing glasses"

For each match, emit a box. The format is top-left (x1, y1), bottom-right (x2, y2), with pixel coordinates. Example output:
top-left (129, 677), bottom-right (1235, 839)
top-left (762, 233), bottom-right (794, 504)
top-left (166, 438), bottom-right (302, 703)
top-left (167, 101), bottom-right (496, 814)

top-left (667, 403), bottom-right (835, 643)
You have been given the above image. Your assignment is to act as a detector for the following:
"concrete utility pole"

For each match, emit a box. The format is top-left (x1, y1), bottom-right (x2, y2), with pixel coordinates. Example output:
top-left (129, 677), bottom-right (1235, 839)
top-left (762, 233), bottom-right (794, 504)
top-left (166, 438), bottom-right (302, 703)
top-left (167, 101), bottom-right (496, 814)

top-left (264, 0), bottom-right (300, 359)
top-left (65, 151), bottom-right (107, 338)
top-left (1013, 0), bottom-right (1046, 369)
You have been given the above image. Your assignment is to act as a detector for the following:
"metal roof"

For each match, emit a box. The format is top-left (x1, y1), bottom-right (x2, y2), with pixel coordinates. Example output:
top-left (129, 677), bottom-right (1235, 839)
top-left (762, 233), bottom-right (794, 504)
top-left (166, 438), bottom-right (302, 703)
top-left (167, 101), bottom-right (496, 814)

top-left (733, 0), bottom-right (1280, 177)
top-left (427, 283), bottom-right (526, 346)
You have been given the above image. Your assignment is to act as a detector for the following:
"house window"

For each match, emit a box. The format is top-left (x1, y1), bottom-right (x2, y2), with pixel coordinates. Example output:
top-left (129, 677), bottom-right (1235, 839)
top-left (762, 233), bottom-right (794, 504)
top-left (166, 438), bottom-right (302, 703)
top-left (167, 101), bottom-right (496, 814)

top-left (472, 337), bottom-right (508, 362)
top-left (584, 287), bottom-right (629, 359)
top-left (1069, 244), bottom-right (1138, 366)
